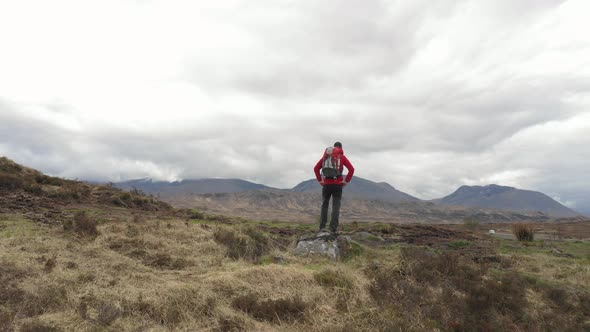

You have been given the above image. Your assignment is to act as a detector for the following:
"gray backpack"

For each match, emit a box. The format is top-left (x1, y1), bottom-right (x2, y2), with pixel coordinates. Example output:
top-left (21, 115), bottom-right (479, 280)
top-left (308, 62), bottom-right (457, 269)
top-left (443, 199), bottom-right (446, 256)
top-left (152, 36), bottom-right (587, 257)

top-left (321, 147), bottom-right (342, 179)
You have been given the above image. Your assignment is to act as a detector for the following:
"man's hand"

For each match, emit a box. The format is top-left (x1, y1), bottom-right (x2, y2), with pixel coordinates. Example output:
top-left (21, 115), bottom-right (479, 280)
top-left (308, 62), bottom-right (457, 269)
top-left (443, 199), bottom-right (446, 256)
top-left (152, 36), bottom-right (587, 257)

top-left (342, 181), bottom-right (348, 187)
top-left (319, 181), bottom-right (325, 186)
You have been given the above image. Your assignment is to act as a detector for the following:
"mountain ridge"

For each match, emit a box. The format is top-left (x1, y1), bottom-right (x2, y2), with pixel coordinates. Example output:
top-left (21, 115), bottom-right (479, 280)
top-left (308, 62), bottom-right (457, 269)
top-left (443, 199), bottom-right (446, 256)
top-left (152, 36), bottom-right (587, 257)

top-left (435, 184), bottom-right (579, 217)
top-left (292, 177), bottom-right (420, 203)
top-left (113, 177), bottom-right (582, 219)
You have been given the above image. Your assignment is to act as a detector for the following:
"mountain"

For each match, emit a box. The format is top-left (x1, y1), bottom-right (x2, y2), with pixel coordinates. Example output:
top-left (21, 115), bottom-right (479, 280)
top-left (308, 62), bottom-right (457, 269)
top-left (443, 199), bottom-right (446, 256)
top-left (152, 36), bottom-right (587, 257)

top-left (115, 177), bottom-right (579, 221)
top-left (167, 189), bottom-right (551, 224)
top-left (115, 178), bottom-right (275, 196)
top-left (292, 177), bottom-right (420, 203)
top-left (435, 184), bottom-right (579, 217)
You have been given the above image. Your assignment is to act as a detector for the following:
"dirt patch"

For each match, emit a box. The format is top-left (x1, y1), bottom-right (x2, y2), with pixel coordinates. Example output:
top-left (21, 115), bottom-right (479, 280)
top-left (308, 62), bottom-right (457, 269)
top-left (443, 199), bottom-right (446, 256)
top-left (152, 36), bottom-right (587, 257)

top-left (395, 225), bottom-right (477, 246)
top-left (355, 224), bottom-right (478, 246)
top-left (0, 191), bottom-right (62, 215)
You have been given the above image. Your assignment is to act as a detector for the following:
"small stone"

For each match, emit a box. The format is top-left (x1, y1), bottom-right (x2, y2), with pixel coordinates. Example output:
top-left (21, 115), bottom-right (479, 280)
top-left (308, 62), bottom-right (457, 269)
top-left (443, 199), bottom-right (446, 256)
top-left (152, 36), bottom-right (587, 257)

top-left (551, 248), bottom-right (575, 258)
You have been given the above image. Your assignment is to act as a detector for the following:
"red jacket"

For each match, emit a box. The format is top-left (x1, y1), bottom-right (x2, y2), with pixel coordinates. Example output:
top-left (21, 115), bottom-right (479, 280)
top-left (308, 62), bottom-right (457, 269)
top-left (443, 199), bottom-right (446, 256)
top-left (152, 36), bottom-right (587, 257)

top-left (314, 149), bottom-right (355, 185)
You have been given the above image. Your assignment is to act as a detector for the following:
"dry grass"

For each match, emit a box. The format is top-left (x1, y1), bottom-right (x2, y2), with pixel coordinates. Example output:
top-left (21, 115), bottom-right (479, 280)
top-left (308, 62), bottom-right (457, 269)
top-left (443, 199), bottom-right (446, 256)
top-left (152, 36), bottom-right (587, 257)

top-left (19, 318), bottom-right (61, 332)
top-left (213, 226), bottom-right (272, 263)
top-left (232, 294), bottom-right (308, 322)
top-left (1, 208), bottom-right (589, 331)
top-left (69, 211), bottom-right (99, 238)
top-left (0, 174), bottom-right (24, 190)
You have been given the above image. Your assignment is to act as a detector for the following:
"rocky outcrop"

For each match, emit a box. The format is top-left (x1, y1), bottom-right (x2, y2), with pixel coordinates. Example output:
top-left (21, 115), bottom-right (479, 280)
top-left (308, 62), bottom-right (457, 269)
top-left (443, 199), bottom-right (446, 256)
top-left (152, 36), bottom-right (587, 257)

top-left (293, 233), bottom-right (352, 259)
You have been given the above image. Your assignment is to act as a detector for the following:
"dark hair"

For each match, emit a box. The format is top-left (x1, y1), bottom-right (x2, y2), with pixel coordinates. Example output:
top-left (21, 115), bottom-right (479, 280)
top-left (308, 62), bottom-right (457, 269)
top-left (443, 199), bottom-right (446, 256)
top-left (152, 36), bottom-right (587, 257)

top-left (334, 142), bottom-right (342, 148)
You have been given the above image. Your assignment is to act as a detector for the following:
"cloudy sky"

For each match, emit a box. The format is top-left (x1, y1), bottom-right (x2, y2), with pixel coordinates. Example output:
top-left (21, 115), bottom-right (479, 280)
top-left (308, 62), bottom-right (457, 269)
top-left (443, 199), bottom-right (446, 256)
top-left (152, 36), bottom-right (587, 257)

top-left (1, 0), bottom-right (589, 213)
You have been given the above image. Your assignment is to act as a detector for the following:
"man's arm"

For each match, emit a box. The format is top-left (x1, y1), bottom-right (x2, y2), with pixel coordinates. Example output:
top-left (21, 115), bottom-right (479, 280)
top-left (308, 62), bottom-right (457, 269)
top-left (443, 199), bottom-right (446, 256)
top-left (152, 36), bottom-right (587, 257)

top-left (314, 159), bottom-right (323, 182)
top-left (342, 155), bottom-right (355, 183)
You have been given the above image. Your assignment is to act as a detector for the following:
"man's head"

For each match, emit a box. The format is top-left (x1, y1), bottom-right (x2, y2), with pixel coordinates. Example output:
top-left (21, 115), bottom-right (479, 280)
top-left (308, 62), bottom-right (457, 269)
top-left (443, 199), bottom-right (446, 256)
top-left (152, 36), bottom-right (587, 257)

top-left (334, 142), bottom-right (342, 148)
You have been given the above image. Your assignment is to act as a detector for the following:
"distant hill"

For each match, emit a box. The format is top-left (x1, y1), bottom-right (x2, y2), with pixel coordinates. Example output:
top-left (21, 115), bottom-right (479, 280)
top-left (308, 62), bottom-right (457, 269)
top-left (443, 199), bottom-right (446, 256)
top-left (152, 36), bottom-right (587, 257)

top-left (434, 184), bottom-right (579, 218)
top-left (115, 178), bottom-right (275, 196)
top-left (292, 177), bottom-right (420, 203)
top-left (0, 156), bottom-right (172, 213)
top-left (115, 178), bottom-right (581, 220)
top-left (167, 189), bottom-right (551, 224)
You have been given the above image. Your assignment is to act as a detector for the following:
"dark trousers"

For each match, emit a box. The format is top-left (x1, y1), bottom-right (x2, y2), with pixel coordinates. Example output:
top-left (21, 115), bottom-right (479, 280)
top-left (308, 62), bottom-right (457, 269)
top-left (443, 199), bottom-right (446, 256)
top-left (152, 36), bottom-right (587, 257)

top-left (320, 184), bottom-right (343, 231)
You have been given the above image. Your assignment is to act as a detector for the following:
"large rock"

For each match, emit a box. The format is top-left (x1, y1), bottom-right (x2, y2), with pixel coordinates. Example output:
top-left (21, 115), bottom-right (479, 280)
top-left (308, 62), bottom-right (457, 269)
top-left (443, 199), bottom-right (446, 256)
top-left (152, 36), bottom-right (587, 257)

top-left (293, 233), bottom-right (352, 259)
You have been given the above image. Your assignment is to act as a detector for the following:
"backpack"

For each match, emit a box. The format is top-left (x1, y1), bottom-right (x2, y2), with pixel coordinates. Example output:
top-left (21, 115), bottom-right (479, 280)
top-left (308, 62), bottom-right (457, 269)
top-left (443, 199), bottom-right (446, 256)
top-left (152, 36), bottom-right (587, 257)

top-left (321, 147), bottom-right (343, 179)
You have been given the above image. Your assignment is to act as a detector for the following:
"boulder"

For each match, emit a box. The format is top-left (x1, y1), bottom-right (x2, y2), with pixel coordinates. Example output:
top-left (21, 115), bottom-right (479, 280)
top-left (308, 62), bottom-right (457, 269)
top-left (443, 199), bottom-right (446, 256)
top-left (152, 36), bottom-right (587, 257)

top-left (293, 233), bottom-right (352, 259)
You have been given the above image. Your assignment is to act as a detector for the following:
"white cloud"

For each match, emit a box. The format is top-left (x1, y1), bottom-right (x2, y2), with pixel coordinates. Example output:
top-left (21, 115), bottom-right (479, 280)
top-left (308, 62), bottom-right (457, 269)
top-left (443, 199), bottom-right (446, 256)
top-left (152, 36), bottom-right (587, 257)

top-left (0, 0), bottom-right (589, 213)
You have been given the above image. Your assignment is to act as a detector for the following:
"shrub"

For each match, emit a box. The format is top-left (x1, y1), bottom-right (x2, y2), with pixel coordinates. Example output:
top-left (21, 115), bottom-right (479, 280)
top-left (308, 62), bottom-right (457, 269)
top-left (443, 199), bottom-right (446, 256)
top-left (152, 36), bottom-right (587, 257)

top-left (131, 214), bottom-right (145, 223)
top-left (20, 283), bottom-right (68, 317)
top-left (77, 271), bottom-right (96, 283)
top-left (512, 223), bottom-right (534, 242)
top-left (120, 192), bottom-right (132, 202)
top-left (0, 157), bottom-right (23, 173)
top-left (62, 219), bottom-right (74, 231)
top-left (145, 252), bottom-right (189, 270)
top-left (189, 210), bottom-right (205, 220)
top-left (130, 187), bottom-right (145, 196)
top-left (97, 303), bottom-right (121, 326)
top-left (24, 184), bottom-right (43, 195)
top-left (448, 240), bottom-right (472, 249)
top-left (314, 268), bottom-right (354, 293)
top-left (339, 239), bottom-right (365, 260)
top-left (43, 256), bottom-right (57, 273)
top-left (0, 260), bottom-right (30, 311)
top-left (213, 227), bottom-right (271, 262)
top-left (120, 289), bottom-right (217, 327)
top-left (364, 247), bottom-right (538, 330)
top-left (545, 287), bottom-right (573, 310)
top-left (49, 183), bottom-right (91, 201)
top-left (72, 211), bottom-right (99, 237)
top-left (0, 173), bottom-right (24, 190)
top-left (232, 294), bottom-right (307, 322)
top-left (217, 314), bottom-right (251, 332)
top-left (368, 223), bottom-right (396, 235)
top-left (34, 174), bottom-right (64, 186)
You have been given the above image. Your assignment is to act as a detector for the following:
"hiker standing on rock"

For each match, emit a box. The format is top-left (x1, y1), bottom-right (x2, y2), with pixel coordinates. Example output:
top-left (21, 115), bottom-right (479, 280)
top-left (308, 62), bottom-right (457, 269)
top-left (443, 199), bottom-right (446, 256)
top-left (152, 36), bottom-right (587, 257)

top-left (314, 142), bottom-right (355, 234)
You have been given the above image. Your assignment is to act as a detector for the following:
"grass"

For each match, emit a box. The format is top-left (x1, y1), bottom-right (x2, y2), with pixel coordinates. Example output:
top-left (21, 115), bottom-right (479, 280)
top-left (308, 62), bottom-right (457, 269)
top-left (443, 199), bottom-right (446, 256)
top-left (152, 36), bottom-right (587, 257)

top-left (2, 155), bottom-right (587, 330)
top-left (494, 237), bottom-right (590, 289)
top-left (0, 215), bottom-right (41, 239)
top-left (1, 208), bottom-right (589, 331)
top-left (448, 239), bottom-right (472, 249)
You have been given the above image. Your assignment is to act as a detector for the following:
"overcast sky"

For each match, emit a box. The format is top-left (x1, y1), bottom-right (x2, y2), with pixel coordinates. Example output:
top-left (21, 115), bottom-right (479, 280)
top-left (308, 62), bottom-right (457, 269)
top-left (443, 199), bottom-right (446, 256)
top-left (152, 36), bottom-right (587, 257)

top-left (1, 0), bottom-right (589, 213)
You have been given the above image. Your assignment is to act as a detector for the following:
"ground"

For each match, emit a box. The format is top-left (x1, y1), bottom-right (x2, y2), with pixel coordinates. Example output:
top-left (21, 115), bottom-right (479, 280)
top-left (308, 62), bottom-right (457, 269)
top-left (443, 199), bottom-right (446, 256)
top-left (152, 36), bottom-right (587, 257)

top-left (1, 202), bottom-right (589, 331)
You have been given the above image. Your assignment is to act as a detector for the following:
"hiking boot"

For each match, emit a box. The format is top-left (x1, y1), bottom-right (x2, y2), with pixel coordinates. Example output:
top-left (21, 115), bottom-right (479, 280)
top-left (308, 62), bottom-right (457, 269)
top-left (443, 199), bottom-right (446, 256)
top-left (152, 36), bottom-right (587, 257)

top-left (330, 229), bottom-right (338, 235)
top-left (319, 228), bottom-right (328, 233)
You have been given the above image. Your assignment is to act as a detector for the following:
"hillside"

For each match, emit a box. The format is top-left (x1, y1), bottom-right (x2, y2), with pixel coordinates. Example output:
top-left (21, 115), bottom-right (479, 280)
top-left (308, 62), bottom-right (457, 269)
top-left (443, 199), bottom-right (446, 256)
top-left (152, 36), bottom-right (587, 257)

top-left (0, 157), bottom-right (172, 215)
top-left (436, 184), bottom-right (580, 218)
top-left (1, 156), bottom-right (589, 331)
top-left (292, 177), bottom-right (420, 203)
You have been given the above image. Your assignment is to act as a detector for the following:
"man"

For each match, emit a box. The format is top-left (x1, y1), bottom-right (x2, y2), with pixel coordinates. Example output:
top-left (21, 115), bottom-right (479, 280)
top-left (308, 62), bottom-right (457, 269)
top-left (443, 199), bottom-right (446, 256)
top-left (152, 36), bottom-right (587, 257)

top-left (313, 141), bottom-right (355, 234)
